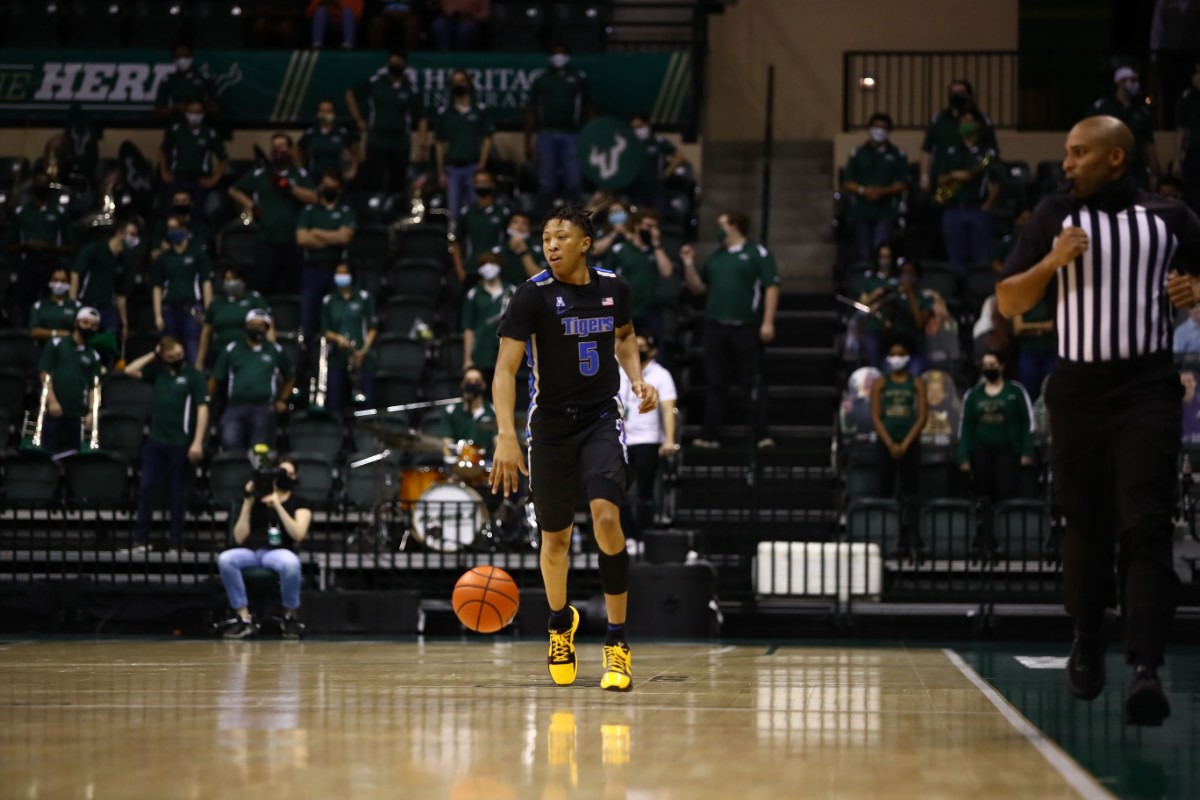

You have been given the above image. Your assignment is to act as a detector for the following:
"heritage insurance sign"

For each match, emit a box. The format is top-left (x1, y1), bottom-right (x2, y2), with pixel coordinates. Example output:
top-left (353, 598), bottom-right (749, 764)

top-left (0, 50), bottom-right (694, 128)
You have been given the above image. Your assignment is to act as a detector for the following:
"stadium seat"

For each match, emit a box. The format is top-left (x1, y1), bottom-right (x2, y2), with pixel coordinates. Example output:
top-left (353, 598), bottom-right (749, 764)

top-left (394, 225), bottom-right (450, 264)
top-left (373, 335), bottom-right (427, 379)
top-left (218, 222), bottom-right (259, 270)
top-left (101, 374), bottom-right (156, 422)
top-left (6, 1), bottom-right (66, 47)
top-left (208, 451), bottom-right (253, 510)
top-left (126, 0), bottom-right (188, 47)
top-left (267, 295), bottom-right (302, 334)
top-left (918, 262), bottom-right (958, 302)
top-left (63, 451), bottom-right (129, 507)
top-left (992, 499), bottom-right (1053, 561)
top-left (917, 447), bottom-right (956, 503)
top-left (492, 1), bottom-right (547, 51)
top-left (97, 410), bottom-right (146, 465)
top-left (287, 413), bottom-right (345, 455)
top-left (845, 463), bottom-right (881, 500)
top-left (348, 224), bottom-right (392, 271)
top-left (125, 330), bottom-right (161, 363)
top-left (386, 261), bottom-right (444, 304)
top-left (348, 260), bottom-right (385, 298)
top-left (434, 334), bottom-right (466, 378)
top-left (274, 335), bottom-right (305, 380)
top-left (289, 451), bottom-right (337, 504)
top-left (64, 0), bottom-right (126, 47)
top-left (0, 331), bottom-right (37, 377)
top-left (0, 370), bottom-right (29, 424)
top-left (551, 2), bottom-right (607, 52)
top-left (426, 376), bottom-right (460, 404)
top-left (963, 268), bottom-right (997, 316)
top-left (846, 498), bottom-right (902, 555)
top-left (382, 298), bottom-right (437, 337)
top-left (0, 451), bottom-right (59, 506)
top-left (343, 452), bottom-right (391, 511)
top-left (918, 499), bottom-right (976, 560)
top-left (374, 372), bottom-right (420, 408)
top-left (193, 0), bottom-right (247, 49)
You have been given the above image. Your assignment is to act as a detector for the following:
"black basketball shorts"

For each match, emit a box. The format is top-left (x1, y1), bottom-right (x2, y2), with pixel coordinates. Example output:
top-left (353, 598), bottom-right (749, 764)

top-left (527, 404), bottom-right (630, 533)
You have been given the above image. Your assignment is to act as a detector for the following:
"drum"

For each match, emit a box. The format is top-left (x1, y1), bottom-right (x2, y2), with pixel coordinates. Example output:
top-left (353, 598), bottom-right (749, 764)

top-left (400, 465), bottom-right (446, 506)
top-left (451, 439), bottom-right (489, 482)
top-left (412, 481), bottom-right (487, 553)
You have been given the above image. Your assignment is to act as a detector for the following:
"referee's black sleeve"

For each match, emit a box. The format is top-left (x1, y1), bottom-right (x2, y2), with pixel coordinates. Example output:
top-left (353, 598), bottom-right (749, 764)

top-left (1002, 195), bottom-right (1072, 279)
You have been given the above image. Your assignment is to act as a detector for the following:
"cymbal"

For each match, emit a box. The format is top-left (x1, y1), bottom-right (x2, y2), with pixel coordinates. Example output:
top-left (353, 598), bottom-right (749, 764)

top-left (357, 421), bottom-right (443, 454)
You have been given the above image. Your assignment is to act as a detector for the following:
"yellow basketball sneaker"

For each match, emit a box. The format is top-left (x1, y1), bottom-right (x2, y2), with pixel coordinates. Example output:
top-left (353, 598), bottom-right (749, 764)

top-left (600, 642), bottom-right (633, 692)
top-left (547, 606), bottom-right (580, 686)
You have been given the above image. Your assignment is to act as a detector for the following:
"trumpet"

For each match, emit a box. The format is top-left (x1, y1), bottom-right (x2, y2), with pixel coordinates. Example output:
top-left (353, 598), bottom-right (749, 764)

top-left (934, 153), bottom-right (992, 206)
top-left (309, 335), bottom-right (330, 411)
top-left (19, 374), bottom-right (51, 451)
top-left (81, 373), bottom-right (102, 452)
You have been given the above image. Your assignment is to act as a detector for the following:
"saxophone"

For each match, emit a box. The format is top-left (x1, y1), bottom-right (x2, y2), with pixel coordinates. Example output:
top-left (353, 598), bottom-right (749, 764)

top-left (934, 153), bottom-right (992, 206)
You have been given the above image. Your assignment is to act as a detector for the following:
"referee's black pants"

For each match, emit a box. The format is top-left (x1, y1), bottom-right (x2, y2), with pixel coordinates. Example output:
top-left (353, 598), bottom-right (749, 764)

top-left (702, 321), bottom-right (767, 441)
top-left (1046, 352), bottom-right (1181, 667)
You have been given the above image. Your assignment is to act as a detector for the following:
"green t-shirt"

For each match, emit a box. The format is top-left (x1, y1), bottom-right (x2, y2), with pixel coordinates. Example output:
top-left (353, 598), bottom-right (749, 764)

top-left (354, 72), bottom-right (425, 149)
top-left (1179, 87), bottom-right (1200, 153)
top-left (940, 142), bottom-right (999, 207)
top-left (435, 101), bottom-right (494, 164)
top-left (439, 400), bottom-right (497, 444)
top-left (151, 238), bottom-right (213, 305)
top-left (461, 283), bottom-right (513, 369)
top-left (150, 216), bottom-right (210, 251)
top-left (957, 381), bottom-right (1034, 463)
top-left (500, 242), bottom-right (546, 286)
top-left (155, 69), bottom-right (217, 111)
top-left (204, 290), bottom-right (271, 357)
top-left (11, 201), bottom-right (72, 249)
top-left (604, 239), bottom-right (658, 319)
top-left (1019, 294), bottom-right (1056, 354)
top-left (320, 288), bottom-right (378, 369)
top-left (29, 296), bottom-right (82, 339)
top-left (921, 108), bottom-right (999, 180)
top-left (39, 336), bottom-right (101, 417)
top-left (857, 272), bottom-right (894, 333)
top-left (212, 339), bottom-right (293, 405)
top-left (72, 239), bottom-right (127, 307)
top-left (529, 67), bottom-right (590, 132)
top-left (141, 360), bottom-right (209, 446)
top-left (632, 135), bottom-right (677, 197)
top-left (458, 202), bottom-right (509, 263)
top-left (698, 241), bottom-right (781, 324)
top-left (844, 142), bottom-right (909, 221)
top-left (298, 124), bottom-right (358, 177)
top-left (890, 288), bottom-right (935, 352)
top-left (233, 166), bottom-right (316, 245)
top-left (296, 201), bottom-right (357, 266)
top-left (1087, 95), bottom-right (1153, 174)
top-left (161, 122), bottom-right (226, 179)
top-left (879, 373), bottom-right (919, 444)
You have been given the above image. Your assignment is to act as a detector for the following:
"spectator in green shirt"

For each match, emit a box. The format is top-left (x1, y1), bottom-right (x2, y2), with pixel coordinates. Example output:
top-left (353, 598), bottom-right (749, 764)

top-left (1088, 67), bottom-right (1159, 190)
top-left (154, 43), bottom-right (219, 124)
top-left (452, 169), bottom-right (509, 282)
top-left (958, 350), bottom-right (1035, 515)
top-left (628, 113), bottom-right (686, 213)
top-left (842, 112), bottom-right (909, 262)
top-left (296, 171), bottom-right (357, 339)
top-left (29, 266), bottom-right (82, 350)
top-left (9, 170), bottom-right (75, 327)
top-left (228, 132), bottom-right (319, 295)
top-left (436, 69), bottom-right (495, 222)
top-left (603, 208), bottom-right (674, 343)
top-left (525, 43), bottom-right (592, 202)
top-left (937, 108), bottom-right (1000, 276)
top-left (499, 212), bottom-right (547, 285)
top-left (320, 263), bottom-right (378, 413)
top-left (150, 215), bottom-right (214, 365)
top-left (461, 253), bottom-right (514, 383)
top-left (70, 219), bottom-right (139, 342)
top-left (121, 336), bottom-right (210, 554)
top-left (870, 338), bottom-right (928, 543)
top-left (209, 309), bottom-right (294, 451)
top-left (680, 210), bottom-right (781, 449)
top-left (439, 366), bottom-right (497, 456)
top-left (919, 79), bottom-right (999, 192)
top-left (197, 265), bottom-right (273, 369)
top-left (150, 190), bottom-right (211, 260)
top-left (345, 51), bottom-right (429, 197)
top-left (158, 100), bottom-right (227, 224)
top-left (298, 98), bottom-right (360, 183)
top-left (37, 306), bottom-right (102, 455)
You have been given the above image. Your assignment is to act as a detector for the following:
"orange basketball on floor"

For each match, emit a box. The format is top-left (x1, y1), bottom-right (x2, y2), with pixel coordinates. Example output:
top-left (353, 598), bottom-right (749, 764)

top-left (453, 566), bottom-right (520, 633)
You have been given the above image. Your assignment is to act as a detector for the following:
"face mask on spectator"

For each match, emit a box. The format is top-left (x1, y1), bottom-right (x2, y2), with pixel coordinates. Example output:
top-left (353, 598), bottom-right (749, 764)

top-left (982, 367), bottom-right (1002, 383)
top-left (32, 184), bottom-right (49, 201)
top-left (949, 93), bottom-right (971, 111)
top-left (77, 326), bottom-right (97, 341)
top-left (166, 229), bottom-right (188, 246)
top-left (452, 85), bottom-right (470, 98)
top-left (958, 121), bottom-right (980, 138)
top-left (633, 126), bottom-right (651, 141)
top-left (175, 57), bottom-right (193, 72)
top-left (638, 349), bottom-right (651, 363)
top-left (50, 281), bottom-right (70, 296)
top-left (551, 53), bottom-right (570, 69)
top-left (479, 263), bottom-right (501, 282)
top-left (272, 151), bottom-right (291, 168)
top-left (334, 274), bottom-right (353, 289)
top-left (869, 126), bottom-right (889, 144)
top-left (186, 112), bottom-right (203, 127)
top-left (224, 279), bottom-right (244, 296)
top-left (878, 258), bottom-right (893, 272)
top-left (507, 228), bottom-right (528, 241)
top-left (172, 203), bottom-right (192, 217)
top-left (608, 210), bottom-right (628, 228)
top-left (475, 185), bottom-right (494, 197)
top-left (246, 327), bottom-right (265, 342)
top-left (388, 62), bottom-right (405, 78)
top-left (1125, 80), bottom-right (1142, 97)
top-left (123, 234), bottom-right (140, 250)
top-left (885, 355), bottom-right (910, 373)
top-left (321, 186), bottom-right (339, 203)
top-left (318, 112), bottom-right (335, 125)
top-left (716, 226), bottom-right (727, 242)
top-left (164, 354), bottom-right (184, 372)
top-left (463, 382), bottom-right (485, 398)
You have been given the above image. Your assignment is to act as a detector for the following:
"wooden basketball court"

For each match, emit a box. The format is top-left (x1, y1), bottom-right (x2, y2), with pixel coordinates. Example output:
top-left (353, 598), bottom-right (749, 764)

top-left (0, 640), bottom-right (1120, 799)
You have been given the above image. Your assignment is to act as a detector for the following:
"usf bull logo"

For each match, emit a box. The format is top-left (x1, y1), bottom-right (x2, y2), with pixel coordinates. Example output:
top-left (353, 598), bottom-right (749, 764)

top-left (578, 116), bottom-right (646, 190)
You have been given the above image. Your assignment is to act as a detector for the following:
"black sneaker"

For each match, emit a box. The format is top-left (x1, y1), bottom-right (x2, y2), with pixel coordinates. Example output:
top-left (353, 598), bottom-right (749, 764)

top-left (280, 616), bottom-right (305, 640)
top-left (222, 617), bottom-right (256, 640)
top-left (1065, 628), bottom-right (1106, 701)
top-left (1125, 666), bottom-right (1171, 726)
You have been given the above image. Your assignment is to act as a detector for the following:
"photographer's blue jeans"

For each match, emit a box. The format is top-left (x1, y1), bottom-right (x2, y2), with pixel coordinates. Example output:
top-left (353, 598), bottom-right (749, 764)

top-left (220, 403), bottom-right (275, 451)
top-left (218, 547), bottom-right (302, 610)
top-left (132, 440), bottom-right (191, 546)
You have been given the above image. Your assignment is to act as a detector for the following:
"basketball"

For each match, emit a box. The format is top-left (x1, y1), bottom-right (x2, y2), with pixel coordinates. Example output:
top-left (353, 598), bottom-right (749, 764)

top-left (453, 566), bottom-right (520, 633)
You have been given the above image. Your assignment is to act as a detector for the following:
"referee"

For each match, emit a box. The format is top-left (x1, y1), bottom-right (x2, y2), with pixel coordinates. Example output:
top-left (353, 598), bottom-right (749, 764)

top-left (997, 116), bottom-right (1200, 726)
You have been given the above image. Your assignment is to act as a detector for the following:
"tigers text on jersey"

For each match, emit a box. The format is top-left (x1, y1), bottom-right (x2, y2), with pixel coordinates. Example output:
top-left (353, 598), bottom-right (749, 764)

top-left (1004, 180), bottom-right (1200, 363)
top-left (497, 267), bottom-right (633, 414)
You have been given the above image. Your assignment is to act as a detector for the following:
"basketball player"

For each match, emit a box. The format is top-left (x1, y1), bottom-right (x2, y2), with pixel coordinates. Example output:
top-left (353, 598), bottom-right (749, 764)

top-left (491, 206), bottom-right (658, 692)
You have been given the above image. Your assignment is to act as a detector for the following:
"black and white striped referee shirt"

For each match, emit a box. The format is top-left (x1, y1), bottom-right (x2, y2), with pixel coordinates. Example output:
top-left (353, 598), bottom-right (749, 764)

top-left (1004, 178), bottom-right (1200, 362)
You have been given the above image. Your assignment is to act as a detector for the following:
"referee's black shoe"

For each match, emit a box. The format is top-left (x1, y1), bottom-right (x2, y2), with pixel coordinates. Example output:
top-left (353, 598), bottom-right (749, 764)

top-left (1065, 628), bottom-right (1106, 701)
top-left (1125, 666), bottom-right (1171, 726)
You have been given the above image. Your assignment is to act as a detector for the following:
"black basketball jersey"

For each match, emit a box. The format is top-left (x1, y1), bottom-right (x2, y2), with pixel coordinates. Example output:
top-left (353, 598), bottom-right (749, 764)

top-left (497, 266), bottom-right (633, 414)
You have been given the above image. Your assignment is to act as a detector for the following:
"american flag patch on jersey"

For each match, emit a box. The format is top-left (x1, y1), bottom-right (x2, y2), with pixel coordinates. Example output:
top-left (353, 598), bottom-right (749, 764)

top-left (602, 297), bottom-right (613, 306)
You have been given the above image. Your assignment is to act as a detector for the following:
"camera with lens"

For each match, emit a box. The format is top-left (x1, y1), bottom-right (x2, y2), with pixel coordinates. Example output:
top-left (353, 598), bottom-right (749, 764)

top-left (251, 444), bottom-right (284, 499)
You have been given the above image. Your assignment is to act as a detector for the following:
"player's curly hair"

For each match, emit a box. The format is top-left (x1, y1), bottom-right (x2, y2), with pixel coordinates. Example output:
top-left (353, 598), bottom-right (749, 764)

top-left (542, 205), bottom-right (596, 243)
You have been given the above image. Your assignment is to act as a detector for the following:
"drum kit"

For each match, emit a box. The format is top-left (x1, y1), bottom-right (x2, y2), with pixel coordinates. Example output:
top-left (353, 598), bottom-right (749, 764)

top-left (351, 400), bottom-right (539, 554)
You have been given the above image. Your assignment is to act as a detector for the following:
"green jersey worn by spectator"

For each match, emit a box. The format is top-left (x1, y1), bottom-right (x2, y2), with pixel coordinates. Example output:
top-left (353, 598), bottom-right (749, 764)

top-left (151, 238), bottom-right (213, 306)
top-left (939, 142), bottom-right (1001, 207)
top-left (297, 200), bottom-right (357, 266)
top-left (529, 66), bottom-right (591, 132)
top-left (461, 283), bottom-right (513, 370)
top-left (39, 336), bottom-right (101, 417)
top-left (844, 141), bottom-right (909, 222)
top-left (879, 372), bottom-right (920, 444)
top-left (11, 197), bottom-right (73, 251)
top-left (212, 339), bottom-right (294, 405)
top-left (233, 166), bottom-right (316, 246)
top-left (353, 68), bottom-right (426, 151)
top-left (205, 289), bottom-right (271, 358)
top-left (321, 288), bottom-right (378, 369)
top-left (161, 120), bottom-right (227, 180)
top-left (698, 240), bottom-right (781, 324)
top-left (922, 106), bottom-right (998, 182)
top-left (29, 295), bottom-right (82, 343)
top-left (957, 381), bottom-right (1035, 464)
top-left (140, 360), bottom-right (210, 447)
top-left (299, 122), bottom-right (359, 177)
top-left (72, 239), bottom-right (127, 309)
top-left (459, 201), bottom-right (510, 263)
top-left (604, 240), bottom-right (658, 320)
top-left (440, 400), bottom-right (498, 444)
top-left (436, 102), bottom-right (494, 165)
top-left (155, 62), bottom-right (217, 117)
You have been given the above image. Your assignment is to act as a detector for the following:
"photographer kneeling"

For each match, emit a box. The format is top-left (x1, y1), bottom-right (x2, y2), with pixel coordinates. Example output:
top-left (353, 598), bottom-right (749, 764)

top-left (217, 456), bottom-right (312, 639)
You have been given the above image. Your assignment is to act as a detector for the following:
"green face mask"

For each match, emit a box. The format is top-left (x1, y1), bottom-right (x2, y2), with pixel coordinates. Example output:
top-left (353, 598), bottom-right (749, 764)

top-left (959, 122), bottom-right (980, 138)
top-left (716, 227), bottom-right (727, 242)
